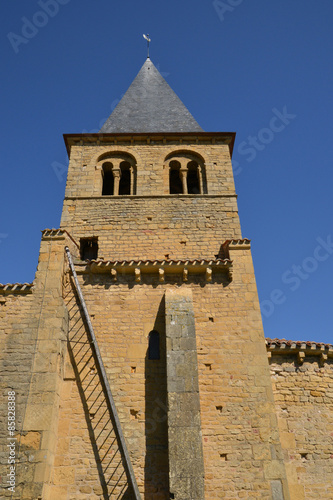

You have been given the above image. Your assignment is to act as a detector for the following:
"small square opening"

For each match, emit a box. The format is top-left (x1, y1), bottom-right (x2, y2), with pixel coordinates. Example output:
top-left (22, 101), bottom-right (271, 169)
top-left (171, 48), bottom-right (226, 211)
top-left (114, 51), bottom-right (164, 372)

top-left (80, 237), bottom-right (98, 261)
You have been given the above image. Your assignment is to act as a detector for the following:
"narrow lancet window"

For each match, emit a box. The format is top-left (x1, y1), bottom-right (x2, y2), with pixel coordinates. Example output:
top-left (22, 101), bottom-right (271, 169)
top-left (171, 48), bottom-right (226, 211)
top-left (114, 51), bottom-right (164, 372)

top-left (148, 330), bottom-right (160, 360)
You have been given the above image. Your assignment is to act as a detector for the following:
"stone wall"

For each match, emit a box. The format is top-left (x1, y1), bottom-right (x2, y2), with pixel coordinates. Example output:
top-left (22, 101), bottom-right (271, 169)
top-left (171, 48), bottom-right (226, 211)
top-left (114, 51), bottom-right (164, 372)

top-left (60, 140), bottom-right (241, 263)
top-left (0, 231), bottom-right (76, 499)
top-left (7, 133), bottom-right (333, 499)
top-left (61, 195), bottom-right (241, 261)
top-left (0, 290), bottom-right (39, 498)
top-left (4, 243), bottom-right (333, 500)
top-left (193, 245), bottom-right (289, 499)
top-left (62, 141), bottom-right (236, 198)
top-left (52, 272), bottom-right (169, 500)
top-left (269, 348), bottom-right (333, 499)
top-left (45, 241), bottom-right (290, 499)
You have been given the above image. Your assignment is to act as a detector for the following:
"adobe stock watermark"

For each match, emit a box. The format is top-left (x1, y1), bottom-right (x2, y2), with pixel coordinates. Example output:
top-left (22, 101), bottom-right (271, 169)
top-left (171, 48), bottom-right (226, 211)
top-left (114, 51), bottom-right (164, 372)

top-left (155, 63), bottom-right (170, 79)
top-left (130, 397), bottom-right (167, 440)
top-left (213, 0), bottom-right (244, 22)
top-left (145, 397), bottom-right (167, 434)
top-left (232, 106), bottom-right (296, 176)
top-left (7, 0), bottom-right (71, 55)
top-left (260, 236), bottom-right (333, 319)
top-left (52, 156), bottom-right (69, 183)
top-left (0, 233), bottom-right (9, 244)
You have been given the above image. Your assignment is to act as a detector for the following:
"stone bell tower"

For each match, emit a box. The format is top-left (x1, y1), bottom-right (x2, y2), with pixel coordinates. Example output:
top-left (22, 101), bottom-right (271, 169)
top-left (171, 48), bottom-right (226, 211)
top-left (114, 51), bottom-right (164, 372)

top-left (1, 58), bottom-right (292, 499)
top-left (57, 57), bottom-right (290, 499)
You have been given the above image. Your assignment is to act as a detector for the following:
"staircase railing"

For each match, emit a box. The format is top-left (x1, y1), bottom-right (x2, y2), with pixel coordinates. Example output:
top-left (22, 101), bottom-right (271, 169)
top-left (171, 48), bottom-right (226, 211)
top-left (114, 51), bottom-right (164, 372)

top-left (65, 246), bottom-right (142, 500)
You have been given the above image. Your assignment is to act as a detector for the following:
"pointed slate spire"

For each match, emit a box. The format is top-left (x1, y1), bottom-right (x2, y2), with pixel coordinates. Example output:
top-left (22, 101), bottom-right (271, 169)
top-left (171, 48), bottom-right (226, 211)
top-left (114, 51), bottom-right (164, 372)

top-left (100, 59), bottom-right (203, 133)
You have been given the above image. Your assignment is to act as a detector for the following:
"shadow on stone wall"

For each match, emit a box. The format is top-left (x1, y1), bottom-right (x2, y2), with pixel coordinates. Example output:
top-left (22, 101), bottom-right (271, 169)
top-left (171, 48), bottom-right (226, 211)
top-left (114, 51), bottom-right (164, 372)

top-left (144, 296), bottom-right (169, 499)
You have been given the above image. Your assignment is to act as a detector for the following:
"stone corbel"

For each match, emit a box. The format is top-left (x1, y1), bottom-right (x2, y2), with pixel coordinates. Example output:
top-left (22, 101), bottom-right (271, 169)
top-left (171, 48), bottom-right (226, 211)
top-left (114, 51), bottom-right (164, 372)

top-left (320, 353), bottom-right (328, 367)
top-left (135, 268), bottom-right (141, 283)
top-left (205, 267), bottom-right (212, 282)
top-left (159, 268), bottom-right (165, 283)
top-left (297, 352), bottom-right (305, 364)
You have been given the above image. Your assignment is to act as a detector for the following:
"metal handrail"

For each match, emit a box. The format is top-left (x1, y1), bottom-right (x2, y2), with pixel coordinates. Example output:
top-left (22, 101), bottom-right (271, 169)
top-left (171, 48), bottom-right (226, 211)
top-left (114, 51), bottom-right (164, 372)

top-left (65, 247), bottom-right (142, 500)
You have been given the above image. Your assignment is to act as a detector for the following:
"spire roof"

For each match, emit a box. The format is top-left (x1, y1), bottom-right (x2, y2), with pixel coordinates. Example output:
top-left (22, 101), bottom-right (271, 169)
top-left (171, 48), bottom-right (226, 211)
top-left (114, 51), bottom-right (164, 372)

top-left (100, 59), bottom-right (203, 133)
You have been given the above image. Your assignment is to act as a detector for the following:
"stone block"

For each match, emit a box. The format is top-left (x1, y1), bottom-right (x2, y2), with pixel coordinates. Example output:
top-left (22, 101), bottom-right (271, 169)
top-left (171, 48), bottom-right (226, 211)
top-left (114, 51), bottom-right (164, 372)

top-left (264, 460), bottom-right (287, 481)
top-left (52, 466), bottom-right (76, 485)
top-left (288, 483), bottom-right (305, 500)
top-left (126, 343), bottom-right (147, 358)
top-left (20, 431), bottom-right (41, 450)
top-left (24, 405), bottom-right (54, 431)
top-left (280, 431), bottom-right (296, 450)
top-left (48, 486), bottom-right (68, 500)
top-left (270, 480), bottom-right (284, 500)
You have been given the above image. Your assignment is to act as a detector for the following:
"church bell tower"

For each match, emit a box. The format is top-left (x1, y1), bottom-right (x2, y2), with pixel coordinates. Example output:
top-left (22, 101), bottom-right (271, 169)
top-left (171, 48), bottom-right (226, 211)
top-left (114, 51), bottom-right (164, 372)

top-left (58, 57), bottom-right (290, 499)
top-left (1, 57), bottom-right (292, 500)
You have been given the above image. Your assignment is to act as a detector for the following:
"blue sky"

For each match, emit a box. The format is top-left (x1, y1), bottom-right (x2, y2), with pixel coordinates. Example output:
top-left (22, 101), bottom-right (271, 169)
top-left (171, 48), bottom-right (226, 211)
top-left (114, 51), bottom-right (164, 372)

top-left (1, 0), bottom-right (333, 344)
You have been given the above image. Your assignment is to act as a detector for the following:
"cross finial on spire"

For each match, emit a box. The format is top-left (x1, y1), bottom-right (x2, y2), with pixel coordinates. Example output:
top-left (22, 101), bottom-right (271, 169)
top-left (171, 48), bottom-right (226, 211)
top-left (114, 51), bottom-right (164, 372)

top-left (143, 34), bottom-right (151, 59)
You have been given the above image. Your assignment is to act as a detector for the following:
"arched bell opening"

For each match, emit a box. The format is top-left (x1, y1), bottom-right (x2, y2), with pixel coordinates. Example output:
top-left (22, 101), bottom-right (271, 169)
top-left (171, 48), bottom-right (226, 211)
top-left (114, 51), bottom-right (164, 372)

top-left (99, 154), bottom-right (137, 196)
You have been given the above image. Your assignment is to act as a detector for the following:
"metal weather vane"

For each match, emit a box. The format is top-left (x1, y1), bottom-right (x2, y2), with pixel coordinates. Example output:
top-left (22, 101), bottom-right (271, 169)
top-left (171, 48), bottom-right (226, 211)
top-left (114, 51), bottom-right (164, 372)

top-left (143, 34), bottom-right (151, 58)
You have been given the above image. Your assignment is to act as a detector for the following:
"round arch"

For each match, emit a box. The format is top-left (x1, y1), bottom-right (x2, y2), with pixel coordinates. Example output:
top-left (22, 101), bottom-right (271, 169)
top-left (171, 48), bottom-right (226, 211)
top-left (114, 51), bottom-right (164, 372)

top-left (164, 148), bottom-right (206, 165)
top-left (94, 149), bottom-right (137, 196)
top-left (164, 149), bottom-right (207, 195)
top-left (89, 146), bottom-right (138, 168)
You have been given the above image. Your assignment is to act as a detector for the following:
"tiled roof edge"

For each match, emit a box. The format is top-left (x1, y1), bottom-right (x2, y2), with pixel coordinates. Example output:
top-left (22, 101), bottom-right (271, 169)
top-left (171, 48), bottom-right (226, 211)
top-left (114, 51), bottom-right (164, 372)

top-left (223, 238), bottom-right (251, 247)
top-left (42, 228), bottom-right (79, 248)
top-left (266, 338), bottom-right (333, 366)
top-left (266, 337), bottom-right (333, 350)
top-left (0, 283), bottom-right (34, 294)
top-left (72, 257), bottom-right (233, 282)
top-left (82, 258), bottom-right (232, 266)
